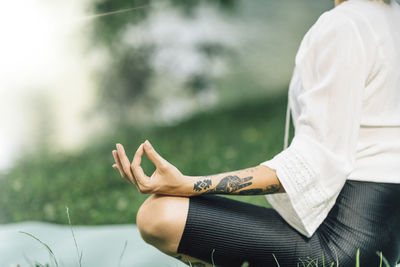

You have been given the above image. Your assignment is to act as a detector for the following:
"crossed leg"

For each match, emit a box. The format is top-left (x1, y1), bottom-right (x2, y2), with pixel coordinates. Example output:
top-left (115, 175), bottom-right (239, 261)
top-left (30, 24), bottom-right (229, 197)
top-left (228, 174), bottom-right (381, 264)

top-left (135, 183), bottom-right (400, 267)
top-left (136, 194), bottom-right (214, 267)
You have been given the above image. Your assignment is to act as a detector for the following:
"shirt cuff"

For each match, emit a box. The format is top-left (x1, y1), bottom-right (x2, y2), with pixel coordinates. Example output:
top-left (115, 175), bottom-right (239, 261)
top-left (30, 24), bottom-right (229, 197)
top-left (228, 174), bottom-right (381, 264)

top-left (260, 144), bottom-right (334, 237)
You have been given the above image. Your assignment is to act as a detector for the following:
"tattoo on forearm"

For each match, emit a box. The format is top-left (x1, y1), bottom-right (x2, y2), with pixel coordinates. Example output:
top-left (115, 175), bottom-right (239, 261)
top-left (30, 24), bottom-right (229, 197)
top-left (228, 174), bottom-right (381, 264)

top-left (265, 184), bottom-right (280, 193)
top-left (237, 188), bottom-right (264, 195)
top-left (237, 184), bottom-right (280, 195)
top-left (192, 175), bottom-right (281, 195)
top-left (197, 175), bottom-right (253, 194)
top-left (193, 179), bottom-right (212, 191)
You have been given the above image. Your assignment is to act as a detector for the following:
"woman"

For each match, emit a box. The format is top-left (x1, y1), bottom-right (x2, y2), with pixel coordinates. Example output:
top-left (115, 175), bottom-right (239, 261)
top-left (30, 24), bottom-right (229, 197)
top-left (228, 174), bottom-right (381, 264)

top-left (112, 0), bottom-right (400, 266)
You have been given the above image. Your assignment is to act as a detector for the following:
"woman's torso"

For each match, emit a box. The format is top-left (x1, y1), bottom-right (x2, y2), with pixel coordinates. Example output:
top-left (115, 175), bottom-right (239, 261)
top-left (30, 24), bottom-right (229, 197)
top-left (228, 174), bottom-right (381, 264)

top-left (289, 0), bottom-right (400, 183)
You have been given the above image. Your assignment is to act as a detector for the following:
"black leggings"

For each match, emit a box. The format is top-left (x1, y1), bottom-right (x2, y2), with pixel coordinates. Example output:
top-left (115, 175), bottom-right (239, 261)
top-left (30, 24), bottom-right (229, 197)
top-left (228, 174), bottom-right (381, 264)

top-left (177, 180), bottom-right (400, 267)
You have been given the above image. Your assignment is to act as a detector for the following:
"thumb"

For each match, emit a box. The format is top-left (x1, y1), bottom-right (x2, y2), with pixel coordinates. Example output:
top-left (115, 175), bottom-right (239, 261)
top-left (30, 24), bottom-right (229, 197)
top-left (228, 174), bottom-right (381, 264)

top-left (143, 140), bottom-right (167, 168)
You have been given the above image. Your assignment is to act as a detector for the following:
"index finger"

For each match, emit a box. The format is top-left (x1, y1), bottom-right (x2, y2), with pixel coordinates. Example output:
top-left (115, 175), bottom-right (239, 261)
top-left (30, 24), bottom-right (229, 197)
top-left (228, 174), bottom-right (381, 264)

top-left (131, 143), bottom-right (150, 187)
top-left (112, 150), bottom-right (128, 179)
top-left (112, 150), bottom-right (135, 185)
top-left (116, 143), bottom-right (137, 184)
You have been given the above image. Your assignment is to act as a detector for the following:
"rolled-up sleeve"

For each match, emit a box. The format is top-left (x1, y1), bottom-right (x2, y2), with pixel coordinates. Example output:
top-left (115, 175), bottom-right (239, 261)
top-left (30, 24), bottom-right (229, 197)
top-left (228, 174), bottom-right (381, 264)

top-left (260, 12), bottom-right (367, 237)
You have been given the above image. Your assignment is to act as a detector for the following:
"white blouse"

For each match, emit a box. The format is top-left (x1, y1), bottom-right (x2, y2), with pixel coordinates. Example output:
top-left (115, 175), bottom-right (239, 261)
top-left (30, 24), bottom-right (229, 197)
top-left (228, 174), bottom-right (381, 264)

top-left (260, 0), bottom-right (400, 238)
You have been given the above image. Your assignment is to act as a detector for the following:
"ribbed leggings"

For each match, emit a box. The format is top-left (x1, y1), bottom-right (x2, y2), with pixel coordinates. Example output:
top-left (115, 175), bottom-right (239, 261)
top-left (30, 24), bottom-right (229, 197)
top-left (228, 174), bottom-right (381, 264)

top-left (177, 180), bottom-right (400, 267)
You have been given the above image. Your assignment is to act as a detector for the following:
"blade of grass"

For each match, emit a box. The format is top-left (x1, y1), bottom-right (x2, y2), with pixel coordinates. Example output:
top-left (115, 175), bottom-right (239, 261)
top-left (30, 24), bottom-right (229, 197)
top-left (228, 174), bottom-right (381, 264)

top-left (375, 251), bottom-right (390, 267)
top-left (118, 240), bottom-right (128, 267)
top-left (306, 258), bottom-right (318, 267)
top-left (356, 249), bottom-right (360, 267)
top-left (34, 261), bottom-right (46, 267)
top-left (19, 231), bottom-right (59, 267)
top-left (272, 253), bottom-right (280, 267)
top-left (66, 206), bottom-right (82, 267)
top-left (332, 247), bottom-right (339, 267)
top-left (378, 251), bottom-right (383, 267)
top-left (211, 248), bottom-right (216, 267)
top-left (298, 258), bottom-right (306, 267)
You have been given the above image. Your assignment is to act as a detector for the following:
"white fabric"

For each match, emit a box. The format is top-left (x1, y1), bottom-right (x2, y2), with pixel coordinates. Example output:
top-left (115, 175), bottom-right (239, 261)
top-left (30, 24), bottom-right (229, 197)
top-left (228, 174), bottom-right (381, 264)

top-left (260, 0), bottom-right (400, 238)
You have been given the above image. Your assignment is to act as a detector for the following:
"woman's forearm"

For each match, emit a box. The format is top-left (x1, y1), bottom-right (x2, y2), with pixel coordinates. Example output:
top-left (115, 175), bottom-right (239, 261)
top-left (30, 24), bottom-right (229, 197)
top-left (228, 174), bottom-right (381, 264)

top-left (112, 141), bottom-right (286, 197)
top-left (184, 165), bottom-right (286, 196)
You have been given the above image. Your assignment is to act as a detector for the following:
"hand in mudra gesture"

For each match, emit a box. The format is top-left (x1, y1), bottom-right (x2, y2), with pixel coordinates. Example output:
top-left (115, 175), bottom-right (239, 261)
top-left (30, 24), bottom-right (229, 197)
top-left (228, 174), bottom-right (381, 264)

top-left (112, 140), bottom-right (189, 196)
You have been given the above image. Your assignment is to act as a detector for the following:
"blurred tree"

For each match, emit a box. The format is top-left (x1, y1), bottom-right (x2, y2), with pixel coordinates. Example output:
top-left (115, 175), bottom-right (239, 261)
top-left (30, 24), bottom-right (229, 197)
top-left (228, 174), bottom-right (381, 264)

top-left (187, 42), bottom-right (233, 94)
top-left (92, 0), bottom-right (237, 45)
top-left (90, 0), bottom-right (237, 123)
top-left (91, 0), bottom-right (149, 47)
top-left (97, 46), bottom-right (154, 123)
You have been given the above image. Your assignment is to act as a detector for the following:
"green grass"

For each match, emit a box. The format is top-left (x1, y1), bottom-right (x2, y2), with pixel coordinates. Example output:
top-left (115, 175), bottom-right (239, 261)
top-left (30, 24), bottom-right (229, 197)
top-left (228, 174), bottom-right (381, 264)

top-left (18, 206), bottom-right (127, 267)
top-left (19, 231), bottom-right (59, 267)
top-left (0, 92), bottom-right (289, 225)
top-left (19, 233), bottom-right (393, 267)
top-left (16, 205), bottom-right (395, 267)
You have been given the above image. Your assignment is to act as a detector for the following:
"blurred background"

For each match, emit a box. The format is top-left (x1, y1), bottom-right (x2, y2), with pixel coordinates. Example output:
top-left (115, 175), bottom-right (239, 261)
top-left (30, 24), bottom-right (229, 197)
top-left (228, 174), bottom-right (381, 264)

top-left (0, 0), bottom-right (342, 265)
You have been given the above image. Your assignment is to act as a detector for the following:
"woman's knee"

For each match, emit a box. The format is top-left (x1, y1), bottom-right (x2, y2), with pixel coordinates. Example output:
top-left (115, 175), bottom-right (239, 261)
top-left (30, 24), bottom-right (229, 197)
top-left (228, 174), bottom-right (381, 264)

top-left (136, 194), bottom-right (190, 254)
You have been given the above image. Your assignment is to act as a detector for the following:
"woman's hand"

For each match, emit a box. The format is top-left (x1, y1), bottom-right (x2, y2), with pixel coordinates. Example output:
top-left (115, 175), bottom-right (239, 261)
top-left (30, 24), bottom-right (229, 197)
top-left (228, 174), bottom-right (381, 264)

top-left (112, 140), bottom-right (285, 196)
top-left (112, 141), bottom-right (192, 196)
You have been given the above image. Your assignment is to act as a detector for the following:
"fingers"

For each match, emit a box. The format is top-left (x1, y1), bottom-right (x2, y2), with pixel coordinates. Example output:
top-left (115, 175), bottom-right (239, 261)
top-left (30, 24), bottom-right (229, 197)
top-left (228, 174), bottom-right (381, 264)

top-left (131, 143), bottom-right (150, 188)
top-left (112, 142), bottom-right (157, 193)
top-left (112, 163), bottom-right (131, 184)
top-left (143, 140), bottom-right (167, 169)
top-left (112, 150), bottom-right (133, 184)
top-left (112, 150), bottom-right (127, 178)
top-left (116, 144), bottom-right (137, 184)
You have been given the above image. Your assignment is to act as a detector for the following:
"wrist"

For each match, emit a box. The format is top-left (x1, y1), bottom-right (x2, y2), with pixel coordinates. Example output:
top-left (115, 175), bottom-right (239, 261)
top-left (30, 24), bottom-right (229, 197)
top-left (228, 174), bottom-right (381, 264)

top-left (183, 175), bottom-right (215, 196)
top-left (181, 175), bottom-right (199, 196)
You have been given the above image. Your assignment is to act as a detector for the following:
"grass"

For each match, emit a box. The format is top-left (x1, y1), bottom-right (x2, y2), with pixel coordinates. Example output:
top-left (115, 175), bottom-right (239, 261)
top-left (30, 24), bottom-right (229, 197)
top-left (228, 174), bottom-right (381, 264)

top-left (17, 239), bottom-right (394, 267)
top-left (16, 207), bottom-right (396, 267)
top-left (66, 207), bottom-right (82, 267)
top-left (19, 234), bottom-right (394, 267)
top-left (19, 231), bottom-right (59, 267)
top-left (118, 240), bottom-right (128, 267)
top-left (18, 207), bottom-right (129, 267)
